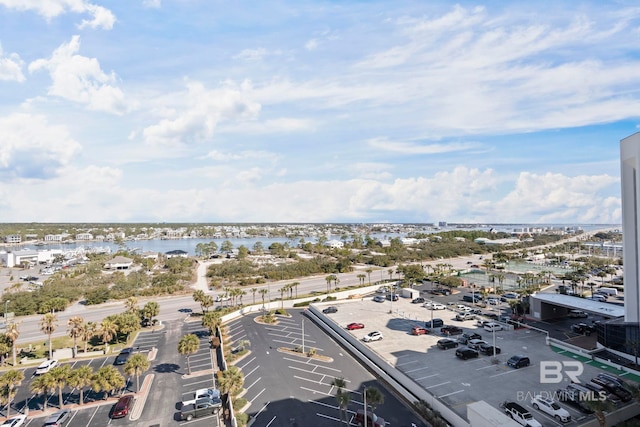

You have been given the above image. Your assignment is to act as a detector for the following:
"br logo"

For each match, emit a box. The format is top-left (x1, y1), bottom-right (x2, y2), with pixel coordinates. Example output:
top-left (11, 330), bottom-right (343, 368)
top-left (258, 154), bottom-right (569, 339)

top-left (539, 361), bottom-right (584, 383)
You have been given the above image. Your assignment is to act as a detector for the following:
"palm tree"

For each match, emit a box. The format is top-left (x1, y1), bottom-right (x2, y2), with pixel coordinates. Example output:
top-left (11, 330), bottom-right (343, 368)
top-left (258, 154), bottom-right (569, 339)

top-left (364, 386), bottom-right (384, 414)
top-left (251, 288), bottom-right (258, 305)
top-left (291, 282), bottom-right (300, 298)
top-left (142, 301), bottom-right (160, 324)
top-left (202, 311), bottom-right (222, 335)
top-left (0, 369), bottom-right (24, 417)
top-left (68, 365), bottom-right (93, 405)
top-left (81, 321), bottom-right (97, 353)
top-left (192, 290), bottom-right (205, 313)
top-left (584, 398), bottom-right (614, 427)
top-left (178, 334), bottom-right (200, 375)
top-left (218, 366), bottom-right (244, 396)
top-left (49, 365), bottom-right (72, 408)
top-left (365, 268), bottom-right (373, 285)
top-left (124, 296), bottom-right (138, 314)
top-left (357, 274), bottom-right (366, 286)
top-left (40, 312), bottom-right (58, 359)
top-left (92, 366), bottom-right (125, 400)
top-left (5, 322), bottom-right (19, 366)
top-left (30, 372), bottom-right (56, 411)
top-left (67, 316), bottom-right (84, 358)
top-left (325, 276), bottom-right (333, 293)
top-left (279, 286), bottom-right (287, 308)
top-left (124, 354), bottom-right (150, 393)
top-left (331, 377), bottom-right (348, 425)
top-left (98, 319), bottom-right (118, 352)
top-left (259, 289), bottom-right (268, 309)
top-left (201, 294), bottom-right (214, 312)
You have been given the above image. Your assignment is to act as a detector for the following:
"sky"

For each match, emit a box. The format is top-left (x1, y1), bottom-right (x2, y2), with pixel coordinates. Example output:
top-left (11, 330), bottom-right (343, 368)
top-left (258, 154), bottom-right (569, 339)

top-left (0, 0), bottom-right (638, 224)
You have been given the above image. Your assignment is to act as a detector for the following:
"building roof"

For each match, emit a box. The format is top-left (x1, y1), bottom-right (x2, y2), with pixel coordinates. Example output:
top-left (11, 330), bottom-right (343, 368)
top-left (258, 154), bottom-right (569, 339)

top-left (106, 256), bottom-right (133, 264)
top-left (531, 293), bottom-right (625, 318)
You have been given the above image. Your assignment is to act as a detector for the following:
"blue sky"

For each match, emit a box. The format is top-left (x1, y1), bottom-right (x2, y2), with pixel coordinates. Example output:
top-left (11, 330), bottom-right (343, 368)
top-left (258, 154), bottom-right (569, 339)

top-left (0, 1), bottom-right (636, 224)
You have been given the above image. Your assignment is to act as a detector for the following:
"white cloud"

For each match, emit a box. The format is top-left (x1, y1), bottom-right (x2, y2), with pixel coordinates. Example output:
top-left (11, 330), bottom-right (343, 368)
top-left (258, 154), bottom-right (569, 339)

top-left (0, 113), bottom-right (81, 180)
top-left (28, 35), bottom-right (128, 114)
top-left (367, 137), bottom-right (483, 154)
top-left (142, 80), bottom-right (261, 146)
top-left (0, 0), bottom-right (115, 29)
top-left (305, 39), bottom-right (318, 51)
top-left (234, 48), bottom-right (269, 61)
top-left (142, 0), bottom-right (161, 8)
top-left (202, 150), bottom-right (277, 163)
top-left (0, 44), bottom-right (25, 82)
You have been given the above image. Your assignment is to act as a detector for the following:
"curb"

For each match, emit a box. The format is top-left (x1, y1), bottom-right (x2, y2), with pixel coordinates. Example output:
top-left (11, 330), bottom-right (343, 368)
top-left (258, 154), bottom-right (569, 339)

top-left (130, 373), bottom-right (154, 421)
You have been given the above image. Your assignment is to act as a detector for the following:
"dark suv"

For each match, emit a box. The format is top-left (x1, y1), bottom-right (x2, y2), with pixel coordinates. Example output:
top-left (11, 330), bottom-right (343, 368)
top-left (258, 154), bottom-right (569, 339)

top-left (458, 332), bottom-right (482, 344)
top-left (590, 377), bottom-right (632, 402)
top-left (440, 325), bottom-right (463, 335)
top-left (114, 348), bottom-right (133, 365)
top-left (506, 355), bottom-right (530, 369)
top-left (455, 347), bottom-right (479, 360)
top-left (437, 338), bottom-right (458, 349)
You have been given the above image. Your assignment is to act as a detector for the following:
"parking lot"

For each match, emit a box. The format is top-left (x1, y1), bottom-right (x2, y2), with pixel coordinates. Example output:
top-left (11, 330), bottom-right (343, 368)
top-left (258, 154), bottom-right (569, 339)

top-left (320, 294), bottom-right (630, 427)
top-left (0, 319), bottom-right (224, 427)
top-left (224, 310), bottom-right (423, 426)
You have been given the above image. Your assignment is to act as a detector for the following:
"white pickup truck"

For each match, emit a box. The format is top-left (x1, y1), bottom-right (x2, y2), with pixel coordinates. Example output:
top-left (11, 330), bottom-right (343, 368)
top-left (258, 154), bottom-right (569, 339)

top-left (181, 388), bottom-right (221, 408)
top-left (501, 401), bottom-right (542, 427)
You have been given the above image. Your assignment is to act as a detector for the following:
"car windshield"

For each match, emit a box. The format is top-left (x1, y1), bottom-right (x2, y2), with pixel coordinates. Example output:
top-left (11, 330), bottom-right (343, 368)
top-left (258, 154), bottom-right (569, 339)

top-left (551, 402), bottom-right (561, 410)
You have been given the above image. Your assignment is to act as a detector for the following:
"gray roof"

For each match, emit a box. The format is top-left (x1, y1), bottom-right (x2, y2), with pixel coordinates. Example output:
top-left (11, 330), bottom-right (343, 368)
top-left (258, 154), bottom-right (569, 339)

top-left (531, 293), bottom-right (625, 317)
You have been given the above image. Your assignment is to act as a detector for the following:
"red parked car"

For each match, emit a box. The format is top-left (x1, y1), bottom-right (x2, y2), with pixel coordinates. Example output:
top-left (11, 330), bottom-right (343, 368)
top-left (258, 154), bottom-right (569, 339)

top-left (347, 322), bottom-right (365, 330)
top-left (411, 326), bottom-right (429, 335)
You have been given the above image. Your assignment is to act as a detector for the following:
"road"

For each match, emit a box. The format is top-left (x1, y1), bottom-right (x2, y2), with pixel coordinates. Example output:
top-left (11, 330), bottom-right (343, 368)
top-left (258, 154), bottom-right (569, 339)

top-left (11, 226), bottom-right (613, 344)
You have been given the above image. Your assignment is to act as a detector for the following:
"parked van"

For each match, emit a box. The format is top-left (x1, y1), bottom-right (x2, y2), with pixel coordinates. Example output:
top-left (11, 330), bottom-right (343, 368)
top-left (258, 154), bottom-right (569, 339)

top-left (596, 287), bottom-right (618, 296)
top-left (462, 294), bottom-right (481, 303)
top-left (425, 318), bottom-right (444, 328)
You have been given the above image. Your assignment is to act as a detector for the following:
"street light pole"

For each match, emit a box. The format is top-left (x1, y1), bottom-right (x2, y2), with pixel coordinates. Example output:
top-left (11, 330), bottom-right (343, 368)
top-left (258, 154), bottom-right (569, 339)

top-left (3, 300), bottom-right (9, 330)
top-left (363, 386), bottom-right (367, 427)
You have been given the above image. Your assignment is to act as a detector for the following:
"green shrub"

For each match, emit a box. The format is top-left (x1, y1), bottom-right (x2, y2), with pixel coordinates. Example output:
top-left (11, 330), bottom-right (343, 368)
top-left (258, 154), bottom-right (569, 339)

top-left (233, 397), bottom-right (248, 410)
top-left (293, 300), bottom-right (312, 307)
top-left (235, 412), bottom-right (249, 426)
top-left (274, 308), bottom-right (289, 315)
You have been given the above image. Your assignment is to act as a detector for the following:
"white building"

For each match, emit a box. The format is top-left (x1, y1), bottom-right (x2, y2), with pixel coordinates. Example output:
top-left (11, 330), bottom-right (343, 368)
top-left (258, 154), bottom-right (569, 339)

top-left (621, 133), bottom-right (640, 322)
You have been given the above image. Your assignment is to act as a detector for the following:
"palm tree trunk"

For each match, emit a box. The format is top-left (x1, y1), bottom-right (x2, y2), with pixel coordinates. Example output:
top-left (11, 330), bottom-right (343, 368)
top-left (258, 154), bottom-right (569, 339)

top-left (48, 333), bottom-right (53, 359)
top-left (59, 388), bottom-right (64, 408)
top-left (43, 391), bottom-right (48, 411)
top-left (136, 374), bottom-right (140, 393)
top-left (187, 356), bottom-right (192, 375)
top-left (12, 344), bottom-right (16, 367)
top-left (79, 389), bottom-right (84, 405)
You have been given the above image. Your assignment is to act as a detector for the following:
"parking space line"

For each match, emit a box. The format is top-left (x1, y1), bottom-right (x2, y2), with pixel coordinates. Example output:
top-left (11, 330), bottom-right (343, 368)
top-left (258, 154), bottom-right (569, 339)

top-left (300, 386), bottom-right (331, 396)
top-left (227, 324), bottom-right (244, 334)
top-left (316, 413), bottom-right (341, 423)
top-left (237, 356), bottom-right (256, 369)
top-left (250, 388), bottom-right (266, 403)
top-left (183, 378), bottom-right (215, 389)
top-left (294, 375), bottom-right (341, 386)
top-left (405, 366), bottom-right (430, 373)
top-left (426, 381), bottom-right (450, 389)
top-left (265, 415), bottom-right (277, 427)
top-left (245, 377), bottom-right (262, 391)
top-left (437, 389), bottom-right (464, 398)
top-left (283, 357), bottom-right (341, 372)
top-left (415, 373), bottom-right (438, 381)
top-left (489, 369), bottom-right (522, 378)
top-left (244, 365), bottom-right (259, 378)
top-left (396, 360), bottom-right (417, 367)
top-left (253, 401), bottom-right (270, 421)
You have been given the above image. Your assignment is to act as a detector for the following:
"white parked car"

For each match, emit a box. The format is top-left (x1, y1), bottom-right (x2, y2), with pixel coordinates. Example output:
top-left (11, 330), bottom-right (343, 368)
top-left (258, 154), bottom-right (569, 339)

top-left (424, 302), bottom-right (446, 310)
top-left (484, 322), bottom-right (504, 332)
top-left (35, 359), bottom-right (58, 375)
top-left (487, 298), bottom-right (499, 305)
top-left (531, 395), bottom-right (571, 423)
top-left (363, 331), bottom-right (383, 342)
top-left (214, 295), bottom-right (230, 302)
top-left (0, 415), bottom-right (26, 427)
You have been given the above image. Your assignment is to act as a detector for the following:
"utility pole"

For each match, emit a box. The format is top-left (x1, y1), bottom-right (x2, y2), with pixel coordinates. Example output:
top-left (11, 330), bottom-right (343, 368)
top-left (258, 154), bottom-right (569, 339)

top-left (302, 319), bottom-right (305, 354)
top-left (363, 386), bottom-right (367, 427)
